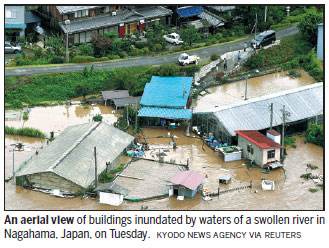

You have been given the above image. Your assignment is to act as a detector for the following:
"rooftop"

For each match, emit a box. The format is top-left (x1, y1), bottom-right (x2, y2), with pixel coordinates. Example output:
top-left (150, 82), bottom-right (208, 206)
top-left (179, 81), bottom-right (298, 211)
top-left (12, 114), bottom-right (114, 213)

top-left (235, 130), bottom-right (281, 149)
top-left (195, 83), bottom-right (323, 136)
top-left (138, 106), bottom-right (192, 120)
top-left (59, 6), bottom-right (172, 33)
top-left (16, 122), bottom-right (135, 189)
top-left (140, 76), bottom-right (193, 108)
top-left (101, 90), bottom-right (130, 100)
top-left (56, 6), bottom-right (99, 14)
top-left (170, 171), bottom-right (205, 191)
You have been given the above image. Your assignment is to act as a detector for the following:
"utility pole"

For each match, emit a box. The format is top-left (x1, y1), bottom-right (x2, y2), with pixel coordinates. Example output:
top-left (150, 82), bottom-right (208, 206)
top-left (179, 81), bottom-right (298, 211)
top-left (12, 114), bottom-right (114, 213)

top-left (244, 76), bottom-right (248, 100)
top-left (94, 147), bottom-right (97, 188)
top-left (281, 105), bottom-right (285, 160)
top-left (65, 20), bottom-right (70, 63)
top-left (255, 13), bottom-right (258, 39)
top-left (126, 105), bottom-right (129, 126)
top-left (270, 103), bottom-right (273, 129)
top-left (264, 6), bottom-right (267, 22)
top-left (135, 98), bottom-right (138, 134)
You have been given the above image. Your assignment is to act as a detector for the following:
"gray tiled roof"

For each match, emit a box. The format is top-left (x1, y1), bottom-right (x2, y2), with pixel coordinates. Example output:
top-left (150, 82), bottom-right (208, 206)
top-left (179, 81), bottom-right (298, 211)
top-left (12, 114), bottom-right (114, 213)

top-left (199, 9), bottom-right (226, 27)
top-left (16, 122), bottom-right (135, 189)
top-left (59, 6), bottom-right (172, 33)
top-left (25, 11), bottom-right (42, 24)
top-left (101, 90), bottom-right (130, 100)
top-left (207, 6), bottom-right (236, 12)
top-left (56, 6), bottom-right (100, 14)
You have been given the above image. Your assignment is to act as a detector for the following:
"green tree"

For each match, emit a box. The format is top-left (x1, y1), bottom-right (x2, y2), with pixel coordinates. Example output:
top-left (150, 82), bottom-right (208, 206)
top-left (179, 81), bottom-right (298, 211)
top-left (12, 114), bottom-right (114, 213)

top-left (181, 27), bottom-right (200, 46)
top-left (298, 7), bottom-right (323, 46)
top-left (45, 35), bottom-right (64, 56)
top-left (306, 123), bottom-right (323, 146)
top-left (90, 33), bottom-right (112, 57)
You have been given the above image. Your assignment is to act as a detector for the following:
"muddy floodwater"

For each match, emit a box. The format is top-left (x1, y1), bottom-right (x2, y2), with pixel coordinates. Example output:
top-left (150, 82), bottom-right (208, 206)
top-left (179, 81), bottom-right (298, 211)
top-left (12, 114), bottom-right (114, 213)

top-left (195, 70), bottom-right (317, 111)
top-left (5, 104), bottom-right (119, 135)
top-left (4, 71), bottom-right (323, 210)
top-left (5, 126), bottom-right (323, 210)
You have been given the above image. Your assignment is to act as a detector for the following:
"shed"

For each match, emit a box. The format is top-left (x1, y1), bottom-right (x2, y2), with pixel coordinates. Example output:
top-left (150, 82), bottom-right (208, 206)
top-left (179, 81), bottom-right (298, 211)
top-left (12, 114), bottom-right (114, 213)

top-left (235, 130), bottom-right (281, 167)
top-left (193, 83), bottom-right (323, 144)
top-left (112, 96), bottom-right (142, 110)
top-left (169, 171), bottom-right (205, 199)
top-left (95, 182), bottom-right (129, 206)
top-left (218, 146), bottom-right (242, 162)
top-left (101, 90), bottom-right (130, 106)
top-left (15, 122), bottom-right (135, 195)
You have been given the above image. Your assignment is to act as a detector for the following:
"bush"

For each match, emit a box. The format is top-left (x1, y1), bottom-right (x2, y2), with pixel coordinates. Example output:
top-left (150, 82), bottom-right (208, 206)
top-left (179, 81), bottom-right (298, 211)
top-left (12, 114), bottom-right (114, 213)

top-left (50, 55), bottom-right (64, 64)
top-left (98, 171), bottom-right (114, 183)
top-left (210, 54), bottom-right (219, 61)
top-left (108, 54), bottom-right (121, 60)
top-left (93, 114), bottom-right (103, 122)
top-left (78, 43), bottom-right (94, 56)
top-left (72, 55), bottom-right (96, 63)
top-left (23, 111), bottom-right (29, 120)
top-left (98, 57), bottom-right (109, 61)
top-left (215, 33), bottom-right (223, 40)
top-left (119, 51), bottom-right (128, 58)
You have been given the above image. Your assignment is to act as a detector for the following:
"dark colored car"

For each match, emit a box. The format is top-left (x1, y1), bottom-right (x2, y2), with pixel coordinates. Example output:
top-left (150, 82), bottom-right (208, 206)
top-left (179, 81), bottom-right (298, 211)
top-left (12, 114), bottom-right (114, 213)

top-left (251, 30), bottom-right (276, 49)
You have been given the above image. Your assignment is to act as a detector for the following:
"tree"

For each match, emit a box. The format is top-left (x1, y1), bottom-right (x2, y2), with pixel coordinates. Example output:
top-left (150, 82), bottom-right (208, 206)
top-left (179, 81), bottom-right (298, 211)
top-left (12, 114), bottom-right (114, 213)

top-left (181, 27), bottom-right (200, 46)
top-left (90, 33), bottom-right (112, 57)
top-left (298, 7), bottom-right (323, 46)
top-left (45, 35), bottom-right (64, 56)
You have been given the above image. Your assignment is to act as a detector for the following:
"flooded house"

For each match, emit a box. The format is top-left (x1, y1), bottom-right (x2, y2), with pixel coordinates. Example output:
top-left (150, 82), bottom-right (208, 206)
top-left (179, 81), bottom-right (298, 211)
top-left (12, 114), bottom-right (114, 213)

top-left (193, 83), bottom-right (323, 145)
top-left (15, 122), bottom-right (135, 195)
top-left (101, 90), bottom-right (141, 110)
top-left (169, 170), bottom-right (205, 199)
top-left (235, 130), bottom-right (281, 167)
top-left (138, 76), bottom-right (193, 126)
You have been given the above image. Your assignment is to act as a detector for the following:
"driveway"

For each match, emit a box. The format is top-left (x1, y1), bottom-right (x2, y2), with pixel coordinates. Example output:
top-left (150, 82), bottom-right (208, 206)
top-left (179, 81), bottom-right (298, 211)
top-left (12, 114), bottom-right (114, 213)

top-left (5, 26), bottom-right (299, 77)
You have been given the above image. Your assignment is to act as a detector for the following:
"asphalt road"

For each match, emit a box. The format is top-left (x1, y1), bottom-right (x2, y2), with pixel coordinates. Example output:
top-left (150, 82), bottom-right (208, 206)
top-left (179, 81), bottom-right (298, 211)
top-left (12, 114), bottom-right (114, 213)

top-left (5, 26), bottom-right (299, 77)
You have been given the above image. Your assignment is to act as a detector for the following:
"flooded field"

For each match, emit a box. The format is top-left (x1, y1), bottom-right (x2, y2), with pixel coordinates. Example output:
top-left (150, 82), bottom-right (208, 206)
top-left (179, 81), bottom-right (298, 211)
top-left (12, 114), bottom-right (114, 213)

top-left (195, 70), bottom-right (317, 111)
top-left (5, 104), bottom-right (119, 135)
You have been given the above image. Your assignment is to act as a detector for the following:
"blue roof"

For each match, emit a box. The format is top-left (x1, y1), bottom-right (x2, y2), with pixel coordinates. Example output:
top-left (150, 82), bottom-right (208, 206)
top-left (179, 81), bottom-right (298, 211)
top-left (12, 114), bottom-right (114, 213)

top-left (25, 11), bottom-right (41, 24)
top-left (140, 76), bottom-right (193, 108)
top-left (177, 6), bottom-right (203, 18)
top-left (138, 107), bottom-right (192, 120)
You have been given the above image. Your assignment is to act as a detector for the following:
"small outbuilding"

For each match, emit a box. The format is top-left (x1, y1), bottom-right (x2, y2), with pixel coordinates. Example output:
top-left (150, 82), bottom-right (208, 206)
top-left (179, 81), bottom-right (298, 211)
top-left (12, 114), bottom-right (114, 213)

top-left (95, 182), bottom-right (129, 206)
top-left (169, 171), bottom-right (205, 199)
top-left (101, 90), bottom-right (130, 106)
top-left (235, 130), bottom-right (281, 167)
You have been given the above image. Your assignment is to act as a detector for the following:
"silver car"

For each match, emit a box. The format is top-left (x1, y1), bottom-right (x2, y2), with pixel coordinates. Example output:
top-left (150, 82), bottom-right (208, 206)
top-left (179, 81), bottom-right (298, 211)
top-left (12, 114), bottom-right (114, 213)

top-left (5, 41), bottom-right (22, 54)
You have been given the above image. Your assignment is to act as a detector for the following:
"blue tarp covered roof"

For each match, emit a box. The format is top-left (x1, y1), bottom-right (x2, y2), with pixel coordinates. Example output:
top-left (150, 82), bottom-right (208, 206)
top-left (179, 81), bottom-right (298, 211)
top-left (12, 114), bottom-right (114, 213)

top-left (138, 107), bottom-right (192, 120)
top-left (177, 6), bottom-right (203, 18)
top-left (140, 76), bottom-right (193, 108)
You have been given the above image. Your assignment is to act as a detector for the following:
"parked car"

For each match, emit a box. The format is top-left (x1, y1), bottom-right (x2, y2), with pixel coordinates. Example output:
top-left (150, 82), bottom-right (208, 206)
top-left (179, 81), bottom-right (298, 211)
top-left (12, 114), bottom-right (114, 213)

top-left (251, 30), bottom-right (276, 49)
top-left (163, 33), bottom-right (184, 45)
top-left (178, 53), bottom-right (200, 66)
top-left (5, 41), bottom-right (22, 54)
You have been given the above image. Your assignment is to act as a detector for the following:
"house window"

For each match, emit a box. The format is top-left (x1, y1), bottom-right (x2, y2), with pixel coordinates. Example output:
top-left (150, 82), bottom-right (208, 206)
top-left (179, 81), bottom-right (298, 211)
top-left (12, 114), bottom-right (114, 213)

top-left (247, 144), bottom-right (253, 154)
top-left (267, 150), bottom-right (275, 159)
top-left (86, 31), bottom-right (92, 42)
top-left (125, 22), bottom-right (137, 35)
top-left (74, 33), bottom-right (79, 44)
top-left (80, 32), bottom-right (86, 43)
top-left (82, 10), bottom-right (88, 17)
top-left (5, 10), bottom-right (16, 19)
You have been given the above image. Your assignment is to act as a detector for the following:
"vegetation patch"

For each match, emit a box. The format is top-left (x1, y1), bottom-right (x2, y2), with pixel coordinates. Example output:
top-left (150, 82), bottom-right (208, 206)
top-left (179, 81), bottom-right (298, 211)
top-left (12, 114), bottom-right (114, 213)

top-left (5, 125), bottom-right (46, 139)
top-left (306, 123), bottom-right (323, 147)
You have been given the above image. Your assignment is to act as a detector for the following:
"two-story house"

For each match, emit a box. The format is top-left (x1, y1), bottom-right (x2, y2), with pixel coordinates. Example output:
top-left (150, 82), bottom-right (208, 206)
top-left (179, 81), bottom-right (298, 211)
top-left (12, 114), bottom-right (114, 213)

top-left (37, 6), bottom-right (172, 45)
top-left (5, 5), bottom-right (26, 41)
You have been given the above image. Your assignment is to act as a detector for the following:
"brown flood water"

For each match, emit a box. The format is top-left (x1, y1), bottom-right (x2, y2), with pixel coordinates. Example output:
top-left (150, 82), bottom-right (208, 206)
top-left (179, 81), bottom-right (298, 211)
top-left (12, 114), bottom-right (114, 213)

top-left (4, 71), bottom-right (323, 210)
top-left (5, 126), bottom-right (323, 210)
top-left (5, 104), bottom-right (120, 135)
top-left (195, 70), bottom-right (317, 112)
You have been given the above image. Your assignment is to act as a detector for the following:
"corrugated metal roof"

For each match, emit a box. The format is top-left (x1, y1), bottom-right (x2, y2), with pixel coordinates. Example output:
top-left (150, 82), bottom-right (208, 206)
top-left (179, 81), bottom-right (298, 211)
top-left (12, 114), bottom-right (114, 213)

top-left (112, 96), bottom-right (141, 107)
top-left (235, 130), bottom-right (281, 149)
top-left (138, 107), bottom-right (192, 120)
top-left (140, 76), bottom-right (193, 108)
top-left (59, 6), bottom-right (172, 33)
top-left (195, 83), bottom-right (323, 136)
top-left (170, 171), bottom-right (205, 191)
top-left (177, 6), bottom-right (203, 18)
top-left (101, 90), bottom-right (130, 100)
top-left (16, 122), bottom-right (135, 189)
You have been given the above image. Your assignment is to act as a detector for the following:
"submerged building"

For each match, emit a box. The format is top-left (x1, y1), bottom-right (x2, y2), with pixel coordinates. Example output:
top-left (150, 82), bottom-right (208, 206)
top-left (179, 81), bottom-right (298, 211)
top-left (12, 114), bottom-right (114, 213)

top-left (193, 83), bottom-right (323, 144)
top-left (15, 122), bottom-right (134, 194)
top-left (138, 76), bottom-right (193, 126)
